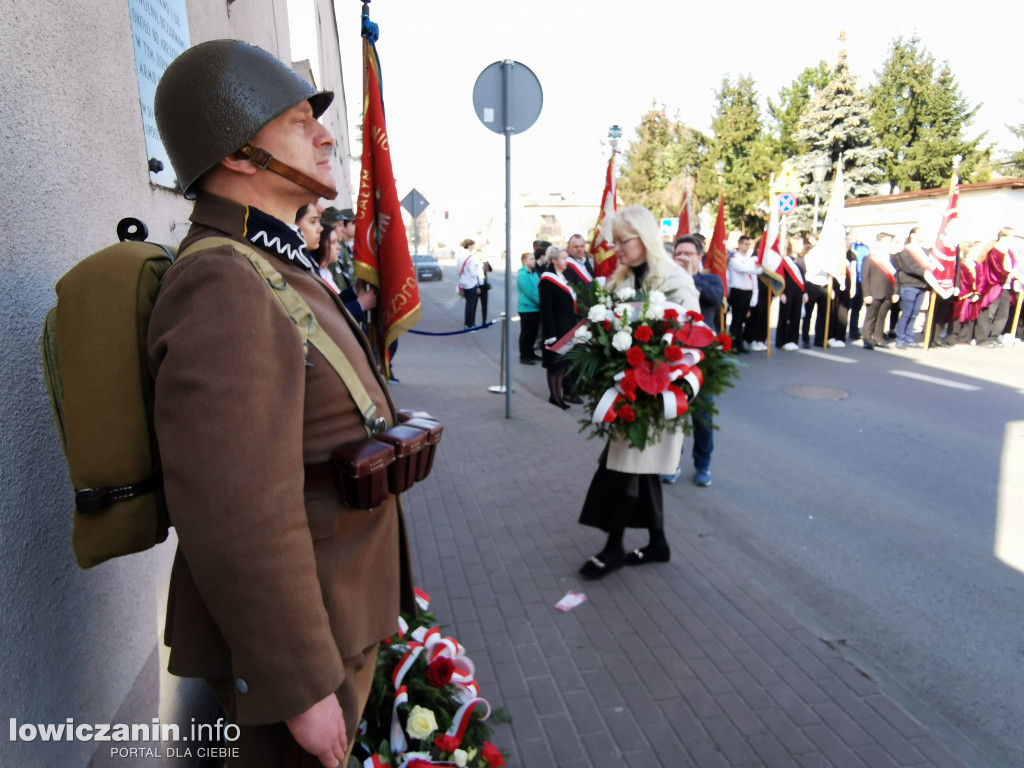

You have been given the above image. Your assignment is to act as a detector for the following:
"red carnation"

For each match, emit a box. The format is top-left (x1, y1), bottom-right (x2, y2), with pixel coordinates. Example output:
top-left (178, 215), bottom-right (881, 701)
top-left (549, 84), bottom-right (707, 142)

top-left (602, 320), bottom-right (613, 332)
top-left (626, 346), bottom-right (646, 367)
top-left (633, 324), bottom-right (653, 343)
top-left (425, 656), bottom-right (455, 687)
top-left (434, 734), bottom-right (461, 753)
top-left (663, 308), bottom-right (679, 321)
top-left (618, 404), bottom-right (636, 422)
top-left (664, 345), bottom-right (683, 362)
top-left (482, 741), bottom-right (505, 767)
top-left (716, 333), bottom-right (733, 353)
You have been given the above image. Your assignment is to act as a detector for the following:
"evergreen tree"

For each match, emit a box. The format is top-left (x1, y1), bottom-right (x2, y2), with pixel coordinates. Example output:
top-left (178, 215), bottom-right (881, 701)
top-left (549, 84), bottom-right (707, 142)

top-left (769, 62), bottom-right (831, 159)
top-left (1006, 121), bottom-right (1024, 177)
top-left (789, 46), bottom-right (888, 234)
top-left (868, 36), bottom-right (987, 191)
top-left (618, 106), bottom-right (706, 219)
top-left (697, 75), bottom-right (776, 236)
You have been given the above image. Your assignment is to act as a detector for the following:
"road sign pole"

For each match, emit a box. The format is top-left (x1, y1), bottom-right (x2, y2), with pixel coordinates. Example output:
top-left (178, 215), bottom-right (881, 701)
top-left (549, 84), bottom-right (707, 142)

top-left (502, 60), bottom-right (513, 418)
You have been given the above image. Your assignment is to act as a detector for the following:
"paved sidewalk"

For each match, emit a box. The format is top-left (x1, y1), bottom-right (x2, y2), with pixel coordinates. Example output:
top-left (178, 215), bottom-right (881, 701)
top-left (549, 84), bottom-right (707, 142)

top-left (388, 298), bottom-right (970, 767)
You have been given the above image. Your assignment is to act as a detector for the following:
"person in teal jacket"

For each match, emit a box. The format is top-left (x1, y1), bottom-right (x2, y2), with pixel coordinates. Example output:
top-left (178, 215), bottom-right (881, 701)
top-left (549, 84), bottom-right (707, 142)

top-left (517, 251), bottom-right (541, 364)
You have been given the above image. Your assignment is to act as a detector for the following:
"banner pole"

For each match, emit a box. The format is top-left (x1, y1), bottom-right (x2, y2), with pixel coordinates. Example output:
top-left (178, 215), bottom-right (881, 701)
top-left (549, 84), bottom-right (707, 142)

top-left (923, 294), bottom-right (936, 349)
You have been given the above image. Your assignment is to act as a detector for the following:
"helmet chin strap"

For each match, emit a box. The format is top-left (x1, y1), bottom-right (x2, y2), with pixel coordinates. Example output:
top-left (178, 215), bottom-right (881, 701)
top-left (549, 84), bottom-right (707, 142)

top-left (240, 143), bottom-right (338, 200)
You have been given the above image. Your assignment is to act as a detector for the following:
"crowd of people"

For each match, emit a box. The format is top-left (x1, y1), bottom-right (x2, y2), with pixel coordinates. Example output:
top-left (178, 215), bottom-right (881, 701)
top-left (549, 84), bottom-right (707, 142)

top-left (730, 226), bottom-right (1023, 352)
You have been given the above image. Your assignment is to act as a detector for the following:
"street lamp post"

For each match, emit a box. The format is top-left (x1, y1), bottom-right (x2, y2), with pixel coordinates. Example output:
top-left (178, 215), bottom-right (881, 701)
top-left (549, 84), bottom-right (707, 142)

top-left (811, 156), bottom-right (828, 234)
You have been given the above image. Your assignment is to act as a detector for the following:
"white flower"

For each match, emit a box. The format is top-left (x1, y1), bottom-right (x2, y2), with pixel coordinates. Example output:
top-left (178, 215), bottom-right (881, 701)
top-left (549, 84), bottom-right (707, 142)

top-left (453, 749), bottom-right (469, 767)
top-left (602, 294), bottom-right (613, 307)
top-left (574, 325), bottom-right (593, 342)
top-left (647, 303), bottom-right (666, 321)
top-left (611, 330), bottom-right (633, 352)
top-left (613, 303), bottom-right (631, 318)
top-left (405, 705), bottom-right (439, 740)
top-left (587, 304), bottom-right (610, 323)
top-left (615, 286), bottom-right (636, 301)
top-left (648, 289), bottom-right (666, 305)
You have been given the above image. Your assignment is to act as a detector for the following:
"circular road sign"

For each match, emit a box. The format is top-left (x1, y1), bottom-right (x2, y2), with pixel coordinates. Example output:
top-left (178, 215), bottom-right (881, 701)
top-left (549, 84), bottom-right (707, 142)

top-left (778, 192), bottom-right (797, 215)
top-left (472, 60), bottom-right (543, 135)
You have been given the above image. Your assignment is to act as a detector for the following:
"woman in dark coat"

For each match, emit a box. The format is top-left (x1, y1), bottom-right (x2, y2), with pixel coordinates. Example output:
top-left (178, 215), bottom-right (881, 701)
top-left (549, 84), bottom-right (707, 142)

top-left (538, 245), bottom-right (576, 409)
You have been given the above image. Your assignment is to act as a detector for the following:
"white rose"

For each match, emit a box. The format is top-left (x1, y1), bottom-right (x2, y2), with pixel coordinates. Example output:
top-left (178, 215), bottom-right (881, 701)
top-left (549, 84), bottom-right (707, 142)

top-left (405, 705), bottom-right (439, 740)
top-left (587, 304), bottom-right (609, 323)
top-left (615, 286), bottom-right (636, 301)
top-left (648, 289), bottom-right (666, 305)
top-left (453, 749), bottom-right (469, 767)
top-left (574, 325), bottom-right (593, 342)
top-left (611, 331), bottom-right (633, 352)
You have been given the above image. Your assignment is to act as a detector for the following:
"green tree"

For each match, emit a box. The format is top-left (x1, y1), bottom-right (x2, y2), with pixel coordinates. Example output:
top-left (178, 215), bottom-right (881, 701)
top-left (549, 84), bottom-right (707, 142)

top-left (769, 62), bottom-right (831, 159)
top-left (695, 75), bottom-right (777, 236)
top-left (789, 48), bottom-right (889, 233)
top-left (1005, 121), bottom-right (1024, 177)
top-left (868, 36), bottom-right (987, 191)
top-left (618, 106), bottom-right (707, 219)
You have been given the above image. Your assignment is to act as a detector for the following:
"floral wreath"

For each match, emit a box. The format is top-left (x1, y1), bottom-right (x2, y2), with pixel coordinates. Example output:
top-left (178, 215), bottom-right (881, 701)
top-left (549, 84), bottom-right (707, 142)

top-left (566, 281), bottom-right (739, 451)
top-left (355, 589), bottom-right (509, 768)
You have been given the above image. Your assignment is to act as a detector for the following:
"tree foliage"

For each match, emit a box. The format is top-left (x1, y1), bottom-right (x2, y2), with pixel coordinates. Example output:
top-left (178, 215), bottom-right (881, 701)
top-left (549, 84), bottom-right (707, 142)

top-left (696, 76), bottom-right (777, 236)
top-left (788, 49), bottom-right (889, 233)
top-left (769, 62), bottom-right (831, 159)
top-left (868, 36), bottom-right (987, 191)
top-left (1006, 121), bottom-right (1024, 178)
top-left (618, 106), bottom-right (707, 220)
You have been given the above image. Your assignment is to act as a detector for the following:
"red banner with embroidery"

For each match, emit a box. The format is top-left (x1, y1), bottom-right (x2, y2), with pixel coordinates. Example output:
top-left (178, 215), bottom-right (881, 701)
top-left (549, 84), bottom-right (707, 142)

top-left (355, 37), bottom-right (421, 351)
top-left (674, 188), bottom-right (692, 240)
top-left (590, 153), bottom-right (618, 280)
top-left (707, 191), bottom-right (729, 294)
top-left (926, 175), bottom-right (960, 300)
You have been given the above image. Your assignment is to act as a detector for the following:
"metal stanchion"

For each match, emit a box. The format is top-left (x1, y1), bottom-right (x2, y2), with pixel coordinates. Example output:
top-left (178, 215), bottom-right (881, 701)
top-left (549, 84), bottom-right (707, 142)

top-left (488, 312), bottom-right (513, 394)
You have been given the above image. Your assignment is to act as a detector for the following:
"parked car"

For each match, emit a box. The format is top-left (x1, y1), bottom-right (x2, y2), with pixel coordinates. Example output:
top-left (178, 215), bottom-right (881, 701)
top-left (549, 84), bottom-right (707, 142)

top-left (412, 253), bottom-right (443, 281)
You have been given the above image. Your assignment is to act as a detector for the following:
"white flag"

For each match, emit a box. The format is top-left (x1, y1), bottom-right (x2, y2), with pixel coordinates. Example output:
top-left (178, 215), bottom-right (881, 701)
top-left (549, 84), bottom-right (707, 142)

top-left (803, 164), bottom-right (847, 289)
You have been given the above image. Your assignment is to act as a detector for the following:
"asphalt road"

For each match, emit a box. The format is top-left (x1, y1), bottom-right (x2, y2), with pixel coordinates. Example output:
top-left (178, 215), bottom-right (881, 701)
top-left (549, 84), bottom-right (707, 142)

top-left (414, 265), bottom-right (1024, 768)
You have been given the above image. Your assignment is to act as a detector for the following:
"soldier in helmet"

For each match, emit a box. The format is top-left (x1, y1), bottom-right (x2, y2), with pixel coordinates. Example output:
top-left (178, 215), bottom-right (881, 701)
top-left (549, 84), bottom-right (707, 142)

top-left (150, 40), bottom-right (414, 767)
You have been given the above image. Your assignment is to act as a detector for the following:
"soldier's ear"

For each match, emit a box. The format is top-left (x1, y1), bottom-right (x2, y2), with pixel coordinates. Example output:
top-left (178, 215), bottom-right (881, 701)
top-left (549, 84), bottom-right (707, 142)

top-left (218, 150), bottom-right (260, 176)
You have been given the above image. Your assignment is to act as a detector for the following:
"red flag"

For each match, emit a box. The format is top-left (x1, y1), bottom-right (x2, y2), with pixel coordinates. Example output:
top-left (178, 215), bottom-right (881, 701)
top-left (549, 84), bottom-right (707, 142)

top-left (590, 153), bottom-right (618, 280)
top-left (674, 188), bottom-right (692, 240)
top-left (354, 37), bottom-right (420, 353)
top-left (706, 192), bottom-right (728, 294)
top-left (925, 173), bottom-right (960, 299)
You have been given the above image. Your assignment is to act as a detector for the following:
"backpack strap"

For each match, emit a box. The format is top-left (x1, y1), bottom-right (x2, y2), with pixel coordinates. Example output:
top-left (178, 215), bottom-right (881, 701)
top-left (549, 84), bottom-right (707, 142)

top-left (177, 237), bottom-right (385, 437)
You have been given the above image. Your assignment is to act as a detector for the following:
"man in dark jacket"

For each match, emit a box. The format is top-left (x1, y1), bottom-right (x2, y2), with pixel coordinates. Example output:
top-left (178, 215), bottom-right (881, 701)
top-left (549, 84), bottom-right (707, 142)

top-left (893, 227), bottom-right (933, 348)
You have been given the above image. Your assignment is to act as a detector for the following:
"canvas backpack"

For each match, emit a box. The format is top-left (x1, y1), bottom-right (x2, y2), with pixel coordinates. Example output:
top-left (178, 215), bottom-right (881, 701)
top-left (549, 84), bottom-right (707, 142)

top-left (41, 218), bottom-right (384, 569)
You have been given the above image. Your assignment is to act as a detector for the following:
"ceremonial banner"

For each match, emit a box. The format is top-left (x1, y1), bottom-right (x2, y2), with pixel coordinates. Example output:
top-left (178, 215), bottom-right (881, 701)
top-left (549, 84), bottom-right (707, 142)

top-left (757, 188), bottom-right (785, 291)
top-left (674, 187), bottom-right (692, 240)
top-left (706, 192), bottom-right (728, 294)
top-left (926, 174), bottom-right (960, 299)
top-left (590, 154), bottom-right (618, 280)
top-left (354, 34), bottom-right (420, 351)
top-left (803, 163), bottom-right (847, 288)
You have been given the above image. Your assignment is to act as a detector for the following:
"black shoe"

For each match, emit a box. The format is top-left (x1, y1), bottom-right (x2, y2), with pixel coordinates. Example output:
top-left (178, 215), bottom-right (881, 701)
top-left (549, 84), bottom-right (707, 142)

top-left (579, 553), bottom-right (624, 580)
top-left (564, 395), bottom-right (584, 404)
top-left (862, 341), bottom-right (874, 350)
top-left (520, 358), bottom-right (536, 365)
top-left (625, 544), bottom-right (671, 565)
top-left (548, 396), bottom-right (570, 410)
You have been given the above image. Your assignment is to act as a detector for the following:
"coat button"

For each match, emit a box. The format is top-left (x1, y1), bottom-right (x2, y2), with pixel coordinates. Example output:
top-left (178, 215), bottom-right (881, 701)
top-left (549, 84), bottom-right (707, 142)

top-left (235, 678), bottom-right (249, 694)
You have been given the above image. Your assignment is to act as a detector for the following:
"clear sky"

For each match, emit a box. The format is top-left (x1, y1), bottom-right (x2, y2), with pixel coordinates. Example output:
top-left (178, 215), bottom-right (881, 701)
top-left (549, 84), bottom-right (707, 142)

top-left (323, 0), bottom-right (1019, 230)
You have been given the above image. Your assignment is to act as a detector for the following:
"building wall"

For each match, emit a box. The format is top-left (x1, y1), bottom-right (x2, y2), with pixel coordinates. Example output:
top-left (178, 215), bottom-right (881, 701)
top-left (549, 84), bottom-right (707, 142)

top-left (0, 2), bottom-right (352, 765)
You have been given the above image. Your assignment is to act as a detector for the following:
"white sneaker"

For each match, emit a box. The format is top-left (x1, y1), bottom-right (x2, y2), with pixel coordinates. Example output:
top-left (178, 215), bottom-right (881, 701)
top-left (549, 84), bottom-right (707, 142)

top-left (782, 342), bottom-right (799, 351)
top-left (829, 339), bottom-right (846, 347)
top-left (751, 341), bottom-right (767, 351)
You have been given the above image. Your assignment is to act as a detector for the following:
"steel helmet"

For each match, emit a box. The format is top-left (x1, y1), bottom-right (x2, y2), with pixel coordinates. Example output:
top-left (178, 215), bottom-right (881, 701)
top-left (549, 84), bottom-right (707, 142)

top-left (154, 39), bottom-right (334, 198)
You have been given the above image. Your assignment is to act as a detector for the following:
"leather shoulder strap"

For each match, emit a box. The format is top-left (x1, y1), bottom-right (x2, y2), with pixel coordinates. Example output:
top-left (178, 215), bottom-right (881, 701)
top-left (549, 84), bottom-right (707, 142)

top-left (178, 237), bottom-right (384, 436)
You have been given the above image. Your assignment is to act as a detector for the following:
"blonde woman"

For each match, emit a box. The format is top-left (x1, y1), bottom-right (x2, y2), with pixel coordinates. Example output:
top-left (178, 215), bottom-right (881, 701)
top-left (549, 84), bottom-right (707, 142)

top-left (578, 205), bottom-right (700, 579)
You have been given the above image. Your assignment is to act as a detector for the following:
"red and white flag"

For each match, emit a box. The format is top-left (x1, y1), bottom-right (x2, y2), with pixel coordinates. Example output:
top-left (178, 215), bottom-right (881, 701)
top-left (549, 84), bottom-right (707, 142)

top-left (590, 153), bottom-right (618, 280)
top-left (674, 187), bottom-right (692, 240)
top-left (706, 191), bottom-right (728, 294)
top-left (757, 189), bottom-right (785, 291)
top-left (926, 173), bottom-right (960, 299)
top-left (354, 35), bottom-right (420, 354)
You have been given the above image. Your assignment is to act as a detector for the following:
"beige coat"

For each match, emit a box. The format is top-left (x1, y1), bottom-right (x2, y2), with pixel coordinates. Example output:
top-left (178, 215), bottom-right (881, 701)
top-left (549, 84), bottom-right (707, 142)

top-left (605, 262), bottom-right (701, 474)
top-left (148, 195), bottom-right (414, 726)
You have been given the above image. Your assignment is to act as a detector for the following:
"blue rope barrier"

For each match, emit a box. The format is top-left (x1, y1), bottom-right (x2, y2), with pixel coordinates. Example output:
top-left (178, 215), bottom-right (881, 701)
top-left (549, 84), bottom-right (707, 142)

top-left (408, 320), bottom-right (498, 336)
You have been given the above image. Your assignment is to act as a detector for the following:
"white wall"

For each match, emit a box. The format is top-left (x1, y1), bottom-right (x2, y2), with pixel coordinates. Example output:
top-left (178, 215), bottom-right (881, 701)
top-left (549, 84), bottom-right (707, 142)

top-left (0, 1), bottom-right (352, 764)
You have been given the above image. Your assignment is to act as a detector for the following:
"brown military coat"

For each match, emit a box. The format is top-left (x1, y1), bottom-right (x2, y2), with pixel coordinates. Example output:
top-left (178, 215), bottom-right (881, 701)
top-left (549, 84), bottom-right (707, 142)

top-left (147, 194), bottom-right (414, 726)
